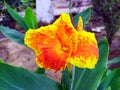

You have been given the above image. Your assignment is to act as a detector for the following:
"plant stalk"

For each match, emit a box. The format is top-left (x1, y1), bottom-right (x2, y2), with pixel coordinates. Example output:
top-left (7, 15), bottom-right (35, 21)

top-left (70, 66), bottom-right (75, 90)
top-left (69, 0), bottom-right (72, 16)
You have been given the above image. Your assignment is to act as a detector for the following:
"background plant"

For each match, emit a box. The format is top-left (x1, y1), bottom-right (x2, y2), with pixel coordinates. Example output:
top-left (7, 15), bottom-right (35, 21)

top-left (0, 0), bottom-right (35, 27)
top-left (0, 0), bottom-right (13, 27)
top-left (92, 0), bottom-right (120, 44)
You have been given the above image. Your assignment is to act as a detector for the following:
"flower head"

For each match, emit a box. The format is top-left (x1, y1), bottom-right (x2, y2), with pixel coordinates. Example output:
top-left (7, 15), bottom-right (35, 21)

top-left (24, 13), bottom-right (99, 72)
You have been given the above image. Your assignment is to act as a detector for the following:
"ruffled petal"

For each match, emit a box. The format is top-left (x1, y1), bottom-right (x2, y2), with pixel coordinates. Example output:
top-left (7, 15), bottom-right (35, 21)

top-left (24, 25), bottom-right (57, 53)
top-left (24, 25), bottom-right (69, 71)
top-left (54, 13), bottom-right (79, 54)
top-left (36, 47), bottom-right (67, 72)
top-left (68, 30), bottom-right (99, 69)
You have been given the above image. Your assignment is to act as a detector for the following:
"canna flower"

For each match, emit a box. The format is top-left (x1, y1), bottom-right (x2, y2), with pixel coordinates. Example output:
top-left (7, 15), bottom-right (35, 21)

top-left (24, 13), bottom-right (99, 72)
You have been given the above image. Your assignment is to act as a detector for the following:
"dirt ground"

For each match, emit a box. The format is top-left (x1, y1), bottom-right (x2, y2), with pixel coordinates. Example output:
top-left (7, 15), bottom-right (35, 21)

top-left (0, 38), bottom-right (37, 71)
top-left (0, 38), bottom-right (62, 82)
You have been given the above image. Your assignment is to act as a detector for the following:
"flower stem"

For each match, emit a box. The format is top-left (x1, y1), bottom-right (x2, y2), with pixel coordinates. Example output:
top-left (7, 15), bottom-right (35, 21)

top-left (70, 66), bottom-right (75, 90)
top-left (69, 0), bottom-right (72, 16)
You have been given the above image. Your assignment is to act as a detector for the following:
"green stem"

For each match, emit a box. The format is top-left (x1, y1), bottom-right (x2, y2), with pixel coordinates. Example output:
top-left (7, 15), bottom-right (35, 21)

top-left (69, 0), bottom-right (72, 16)
top-left (74, 69), bottom-right (86, 90)
top-left (70, 66), bottom-right (75, 90)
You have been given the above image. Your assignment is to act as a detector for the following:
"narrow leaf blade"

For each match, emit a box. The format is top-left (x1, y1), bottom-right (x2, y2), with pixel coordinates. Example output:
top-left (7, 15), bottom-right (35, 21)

top-left (0, 26), bottom-right (24, 45)
top-left (98, 68), bottom-right (120, 90)
top-left (4, 1), bottom-right (28, 31)
top-left (108, 57), bottom-right (120, 66)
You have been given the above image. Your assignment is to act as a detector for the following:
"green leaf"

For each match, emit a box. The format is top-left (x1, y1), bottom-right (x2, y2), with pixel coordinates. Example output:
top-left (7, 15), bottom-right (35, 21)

top-left (72, 38), bottom-right (109, 90)
top-left (73, 8), bottom-right (91, 28)
top-left (0, 26), bottom-right (24, 45)
top-left (0, 58), bottom-right (4, 63)
top-left (61, 68), bottom-right (71, 90)
top-left (108, 57), bottom-right (120, 66)
top-left (35, 67), bottom-right (45, 74)
top-left (97, 70), bottom-right (113, 90)
top-left (21, 0), bottom-right (32, 5)
top-left (0, 63), bottom-right (63, 90)
top-left (98, 68), bottom-right (120, 90)
top-left (4, 1), bottom-right (28, 31)
top-left (105, 86), bottom-right (111, 90)
top-left (24, 7), bottom-right (38, 29)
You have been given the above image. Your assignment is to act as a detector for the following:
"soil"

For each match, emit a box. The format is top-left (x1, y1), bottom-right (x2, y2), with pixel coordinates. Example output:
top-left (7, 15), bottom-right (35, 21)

top-left (0, 16), bottom-right (120, 82)
top-left (0, 38), bottom-right (62, 83)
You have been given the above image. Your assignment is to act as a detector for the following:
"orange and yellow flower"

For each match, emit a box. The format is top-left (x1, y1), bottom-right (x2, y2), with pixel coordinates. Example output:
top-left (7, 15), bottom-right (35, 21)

top-left (24, 13), bottom-right (99, 72)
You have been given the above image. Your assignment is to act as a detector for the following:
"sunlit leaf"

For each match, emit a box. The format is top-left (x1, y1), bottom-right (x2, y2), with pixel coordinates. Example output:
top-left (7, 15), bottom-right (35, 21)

top-left (0, 58), bottom-right (4, 63)
top-left (24, 7), bottom-right (38, 29)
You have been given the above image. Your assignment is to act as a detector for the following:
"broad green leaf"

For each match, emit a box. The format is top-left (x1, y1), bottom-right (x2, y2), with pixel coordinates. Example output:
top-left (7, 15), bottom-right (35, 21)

top-left (61, 68), bottom-right (71, 90)
top-left (0, 26), bottom-right (24, 45)
top-left (98, 68), bottom-right (120, 90)
top-left (0, 63), bottom-right (63, 90)
top-left (4, 1), bottom-right (28, 31)
top-left (72, 38), bottom-right (109, 90)
top-left (110, 68), bottom-right (120, 90)
top-left (73, 8), bottom-right (91, 28)
top-left (24, 7), bottom-right (38, 29)
top-left (0, 58), bottom-right (4, 63)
